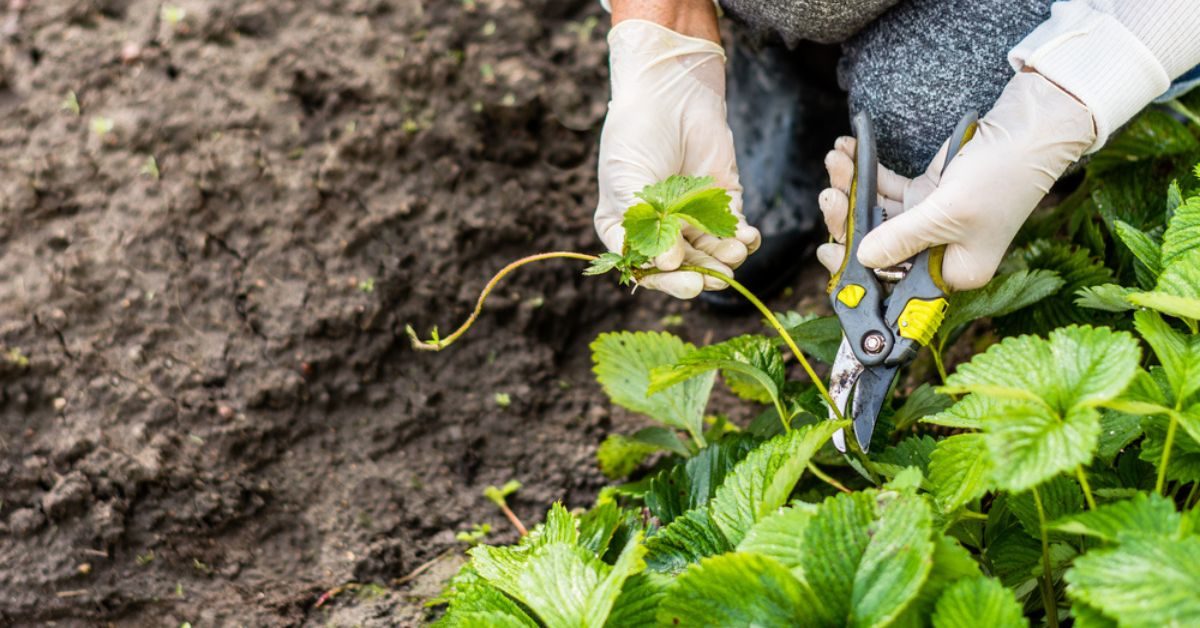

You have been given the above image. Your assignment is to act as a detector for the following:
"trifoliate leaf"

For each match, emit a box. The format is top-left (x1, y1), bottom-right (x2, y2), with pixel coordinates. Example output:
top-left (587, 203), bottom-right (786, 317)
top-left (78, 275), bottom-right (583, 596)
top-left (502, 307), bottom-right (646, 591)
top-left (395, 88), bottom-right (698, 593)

top-left (650, 334), bottom-right (785, 417)
top-left (1049, 493), bottom-right (1181, 543)
top-left (891, 384), bottom-right (954, 430)
top-left (1112, 220), bottom-right (1163, 278)
top-left (645, 433), bottom-right (758, 525)
top-left (643, 509), bottom-right (732, 575)
top-left (1066, 534), bottom-right (1200, 627)
top-left (944, 326), bottom-right (1141, 412)
top-left (1075, 283), bottom-right (1136, 312)
top-left (938, 269), bottom-right (1064, 349)
top-left (591, 331), bottom-right (714, 444)
top-left (931, 576), bottom-right (1027, 628)
top-left (606, 572), bottom-right (670, 627)
top-left (656, 553), bottom-right (806, 626)
top-left (735, 503), bottom-right (818, 570)
top-left (707, 421), bottom-right (844, 546)
top-left (776, 312), bottom-right (843, 364)
top-left (1007, 476), bottom-right (1084, 542)
top-left (1134, 310), bottom-right (1200, 404)
top-left (622, 175), bottom-right (737, 257)
top-left (942, 326), bottom-right (1140, 491)
top-left (596, 434), bottom-right (657, 480)
top-left (796, 490), bottom-right (935, 626)
top-left (622, 201), bottom-right (681, 259)
top-left (928, 433), bottom-right (993, 514)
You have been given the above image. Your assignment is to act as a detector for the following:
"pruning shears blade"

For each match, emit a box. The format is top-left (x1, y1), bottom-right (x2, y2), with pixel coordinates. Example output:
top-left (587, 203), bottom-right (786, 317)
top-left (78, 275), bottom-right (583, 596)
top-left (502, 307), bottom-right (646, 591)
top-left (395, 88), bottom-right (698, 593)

top-left (828, 336), bottom-right (863, 452)
top-left (828, 335), bottom-right (897, 453)
top-left (848, 363), bottom-right (899, 453)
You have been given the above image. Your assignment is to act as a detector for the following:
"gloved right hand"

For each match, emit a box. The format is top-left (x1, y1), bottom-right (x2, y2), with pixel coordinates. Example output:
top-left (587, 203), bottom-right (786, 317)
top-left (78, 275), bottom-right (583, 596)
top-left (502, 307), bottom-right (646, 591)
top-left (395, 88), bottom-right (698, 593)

top-left (595, 20), bottom-right (761, 299)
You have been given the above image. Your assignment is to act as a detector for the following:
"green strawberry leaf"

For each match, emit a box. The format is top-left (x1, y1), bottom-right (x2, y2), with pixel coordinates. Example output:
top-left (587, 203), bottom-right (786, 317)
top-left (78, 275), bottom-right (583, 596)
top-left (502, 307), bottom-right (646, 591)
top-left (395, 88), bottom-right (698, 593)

top-left (1133, 309), bottom-right (1200, 404)
top-left (735, 502), bottom-right (819, 570)
top-left (1112, 219), bottom-right (1163, 278)
top-left (1066, 535), bottom-right (1200, 626)
top-left (650, 334), bottom-right (786, 420)
top-left (1049, 493), bottom-right (1181, 543)
top-left (622, 175), bottom-right (737, 258)
top-left (591, 331), bottom-right (714, 445)
top-left (776, 311), bottom-right (844, 364)
top-left (1075, 283), bottom-right (1137, 312)
top-left (644, 433), bottom-right (759, 525)
top-left (938, 269), bottom-right (1064, 349)
top-left (931, 576), bottom-right (1028, 628)
top-left (656, 553), bottom-right (806, 626)
top-left (928, 433), bottom-right (993, 514)
top-left (891, 383), bottom-right (955, 430)
top-left (622, 201), bottom-right (681, 259)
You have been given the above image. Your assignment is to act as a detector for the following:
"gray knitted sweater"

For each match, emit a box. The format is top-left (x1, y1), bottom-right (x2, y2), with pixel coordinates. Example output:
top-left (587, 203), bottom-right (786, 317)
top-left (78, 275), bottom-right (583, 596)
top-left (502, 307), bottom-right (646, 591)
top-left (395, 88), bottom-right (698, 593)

top-left (720, 0), bottom-right (901, 45)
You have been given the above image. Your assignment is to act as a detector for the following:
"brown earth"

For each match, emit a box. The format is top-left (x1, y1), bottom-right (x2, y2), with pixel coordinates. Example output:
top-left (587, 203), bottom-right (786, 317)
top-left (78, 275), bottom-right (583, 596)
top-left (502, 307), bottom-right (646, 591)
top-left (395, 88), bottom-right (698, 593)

top-left (0, 0), bottom-right (830, 625)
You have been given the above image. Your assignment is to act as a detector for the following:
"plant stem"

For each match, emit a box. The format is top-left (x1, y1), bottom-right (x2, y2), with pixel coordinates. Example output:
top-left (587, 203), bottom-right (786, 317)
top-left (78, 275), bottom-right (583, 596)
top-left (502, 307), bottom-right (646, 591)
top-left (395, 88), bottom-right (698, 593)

top-left (499, 502), bottom-right (528, 537)
top-left (1168, 99), bottom-right (1200, 127)
top-left (672, 265), bottom-right (843, 422)
top-left (959, 509), bottom-right (989, 521)
top-left (1075, 466), bottom-right (1097, 510)
top-left (1032, 486), bottom-right (1060, 628)
top-left (407, 251), bottom-right (598, 351)
top-left (1157, 407), bottom-right (1182, 495)
top-left (931, 346), bottom-right (949, 385)
top-left (807, 462), bottom-right (852, 494)
top-left (1187, 482), bottom-right (1200, 508)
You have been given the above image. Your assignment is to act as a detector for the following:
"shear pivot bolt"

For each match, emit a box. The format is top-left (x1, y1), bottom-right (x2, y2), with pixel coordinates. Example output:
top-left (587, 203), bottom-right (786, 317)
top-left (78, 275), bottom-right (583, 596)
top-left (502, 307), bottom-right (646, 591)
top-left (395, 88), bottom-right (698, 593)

top-left (862, 332), bottom-right (886, 355)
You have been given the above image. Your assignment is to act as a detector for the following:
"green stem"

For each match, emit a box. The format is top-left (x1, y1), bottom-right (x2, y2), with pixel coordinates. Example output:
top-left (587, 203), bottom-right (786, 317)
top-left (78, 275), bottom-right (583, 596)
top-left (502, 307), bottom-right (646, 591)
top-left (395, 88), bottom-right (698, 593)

top-left (807, 462), bottom-right (852, 494)
top-left (1075, 466), bottom-right (1097, 510)
top-left (1168, 99), bottom-right (1200, 127)
top-left (1032, 486), bottom-right (1060, 628)
top-left (1157, 401), bottom-right (1185, 495)
top-left (671, 265), bottom-right (844, 422)
top-left (1187, 482), bottom-right (1200, 508)
top-left (932, 345), bottom-right (949, 385)
top-left (407, 252), bottom-right (598, 351)
top-left (959, 509), bottom-right (989, 521)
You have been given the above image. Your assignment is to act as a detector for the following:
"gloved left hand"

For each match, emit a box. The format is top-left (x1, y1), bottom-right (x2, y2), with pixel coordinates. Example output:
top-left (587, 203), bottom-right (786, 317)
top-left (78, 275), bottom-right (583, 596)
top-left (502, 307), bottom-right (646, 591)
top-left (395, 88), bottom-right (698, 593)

top-left (817, 71), bottom-right (1097, 290)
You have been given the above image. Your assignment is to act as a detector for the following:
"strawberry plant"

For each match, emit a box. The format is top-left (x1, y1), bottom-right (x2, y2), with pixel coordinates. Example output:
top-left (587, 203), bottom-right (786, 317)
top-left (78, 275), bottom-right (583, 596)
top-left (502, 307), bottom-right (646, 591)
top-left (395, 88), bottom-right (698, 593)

top-left (415, 103), bottom-right (1200, 626)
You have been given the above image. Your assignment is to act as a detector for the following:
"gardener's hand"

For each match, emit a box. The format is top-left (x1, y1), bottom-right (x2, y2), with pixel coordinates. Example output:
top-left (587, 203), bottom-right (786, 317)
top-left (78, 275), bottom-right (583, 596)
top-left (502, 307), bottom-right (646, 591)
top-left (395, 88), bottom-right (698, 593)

top-left (816, 71), bottom-right (1096, 290)
top-left (595, 8), bottom-right (760, 300)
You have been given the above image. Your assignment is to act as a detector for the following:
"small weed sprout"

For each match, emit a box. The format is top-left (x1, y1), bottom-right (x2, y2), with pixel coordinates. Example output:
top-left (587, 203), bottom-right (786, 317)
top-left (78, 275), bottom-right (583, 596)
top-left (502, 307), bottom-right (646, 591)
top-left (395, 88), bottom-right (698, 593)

top-left (61, 91), bottom-right (80, 116)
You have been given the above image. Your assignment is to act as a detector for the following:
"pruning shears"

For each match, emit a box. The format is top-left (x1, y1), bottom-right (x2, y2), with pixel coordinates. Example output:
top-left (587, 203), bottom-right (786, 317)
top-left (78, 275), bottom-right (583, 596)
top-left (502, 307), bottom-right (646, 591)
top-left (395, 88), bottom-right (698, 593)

top-left (825, 111), bottom-right (978, 452)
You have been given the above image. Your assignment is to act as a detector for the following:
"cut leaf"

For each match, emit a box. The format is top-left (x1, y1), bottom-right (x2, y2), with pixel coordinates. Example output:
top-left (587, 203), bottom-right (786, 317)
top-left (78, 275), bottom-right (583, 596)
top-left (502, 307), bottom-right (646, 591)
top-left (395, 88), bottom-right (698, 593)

top-left (931, 576), bottom-right (1027, 628)
top-left (591, 331), bottom-right (714, 444)
top-left (1066, 534), bottom-right (1200, 626)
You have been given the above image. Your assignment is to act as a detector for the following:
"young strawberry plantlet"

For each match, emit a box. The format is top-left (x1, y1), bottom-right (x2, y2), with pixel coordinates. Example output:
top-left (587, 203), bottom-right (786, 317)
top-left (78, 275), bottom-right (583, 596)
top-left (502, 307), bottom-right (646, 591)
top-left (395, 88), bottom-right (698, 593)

top-left (407, 175), bottom-right (841, 419)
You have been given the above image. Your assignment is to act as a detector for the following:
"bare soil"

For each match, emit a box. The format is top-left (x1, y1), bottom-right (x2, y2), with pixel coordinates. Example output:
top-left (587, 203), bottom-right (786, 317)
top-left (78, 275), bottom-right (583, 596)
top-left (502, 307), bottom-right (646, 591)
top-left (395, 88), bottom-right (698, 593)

top-left (0, 1), bottom-right (829, 625)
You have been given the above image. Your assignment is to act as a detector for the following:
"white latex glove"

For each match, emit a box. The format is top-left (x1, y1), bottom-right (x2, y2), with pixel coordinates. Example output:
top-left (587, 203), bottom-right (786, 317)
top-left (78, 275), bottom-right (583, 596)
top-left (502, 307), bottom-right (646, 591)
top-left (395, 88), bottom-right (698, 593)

top-left (595, 20), bottom-right (761, 299)
top-left (817, 71), bottom-right (1096, 291)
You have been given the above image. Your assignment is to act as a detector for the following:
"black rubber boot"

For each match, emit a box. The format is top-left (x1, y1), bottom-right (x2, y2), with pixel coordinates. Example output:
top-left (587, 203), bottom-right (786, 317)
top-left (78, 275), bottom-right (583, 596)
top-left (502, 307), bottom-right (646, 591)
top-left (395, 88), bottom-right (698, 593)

top-left (700, 36), bottom-right (847, 312)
